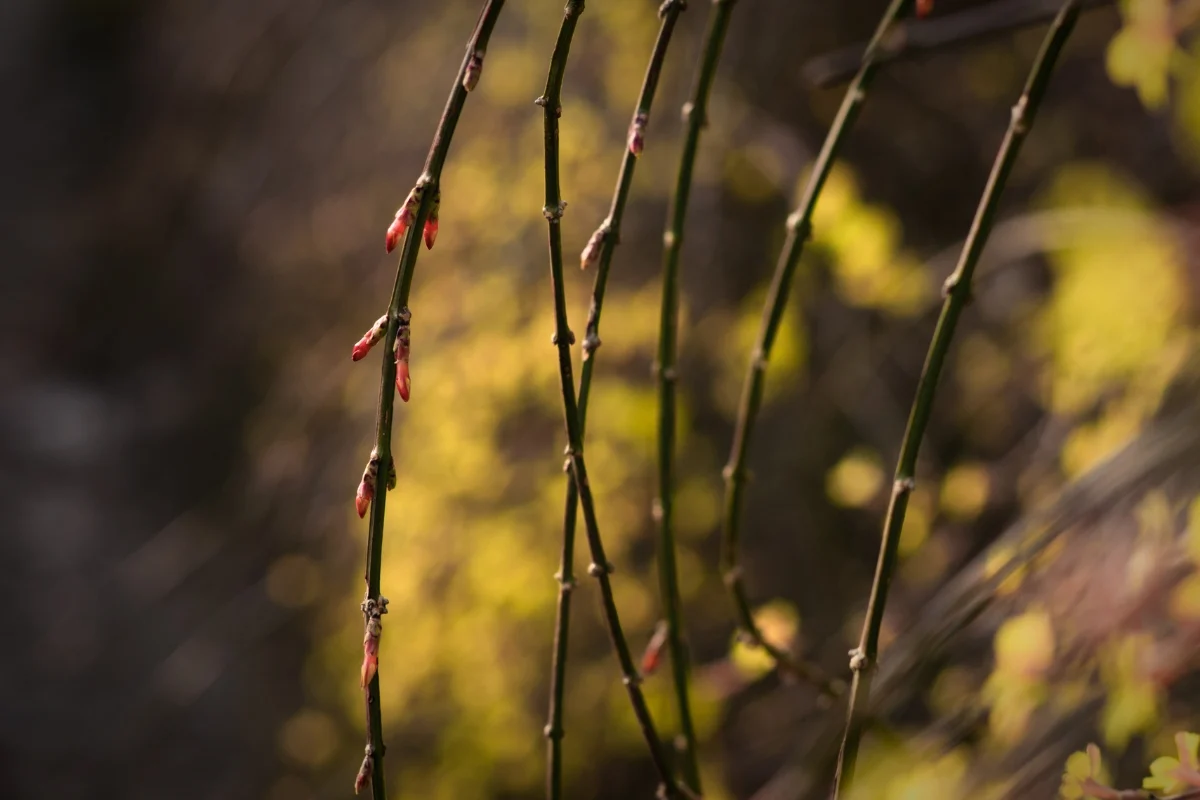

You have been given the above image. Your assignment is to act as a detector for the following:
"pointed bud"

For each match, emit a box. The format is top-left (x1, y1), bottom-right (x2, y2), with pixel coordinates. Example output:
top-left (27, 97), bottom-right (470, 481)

top-left (354, 748), bottom-right (373, 795)
top-left (627, 112), bottom-right (648, 157)
top-left (355, 452), bottom-right (381, 518)
top-left (361, 618), bottom-right (381, 689)
top-left (916, 0), bottom-right (933, 17)
top-left (463, 52), bottom-right (483, 92)
top-left (394, 329), bottom-right (411, 403)
top-left (385, 187), bottom-right (423, 253)
top-left (581, 224), bottom-right (608, 271)
top-left (640, 620), bottom-right (670, 677)
top-left (423, 188), bottom-right (440, 250)
top-left (385, 208), bottom-right (411, 254)
top-left (351, 315), bottom-right (389, 362)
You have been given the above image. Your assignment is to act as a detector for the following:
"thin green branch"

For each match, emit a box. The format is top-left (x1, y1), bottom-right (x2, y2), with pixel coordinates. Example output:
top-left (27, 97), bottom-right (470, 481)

top-left (355, 3), bottom-right (506, 797)
top-left (537, 2), bottom-right (693, 798)
top-left (545, 3), bottom-right (687, 799)
top-left (719, 0), bottom-right (916, 698)
top-left (831, 3), bottom-right (1080, 795)
top-left (650, 0), bottom-right (742, 791)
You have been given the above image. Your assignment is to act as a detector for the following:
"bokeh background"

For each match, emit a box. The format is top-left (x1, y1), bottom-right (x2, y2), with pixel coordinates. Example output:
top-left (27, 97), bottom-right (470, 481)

top-left (9, 0), bottom-right (1200, 798)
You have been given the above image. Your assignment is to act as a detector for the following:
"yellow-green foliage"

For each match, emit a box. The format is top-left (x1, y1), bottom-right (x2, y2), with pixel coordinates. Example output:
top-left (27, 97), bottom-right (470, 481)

top-left (262, 2), bottom-right (1200, 796)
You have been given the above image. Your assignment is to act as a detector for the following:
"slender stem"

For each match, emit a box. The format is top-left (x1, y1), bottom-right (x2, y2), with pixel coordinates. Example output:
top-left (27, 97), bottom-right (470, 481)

top-left (537, 2), bottom-right (692, 798)
top-left (830, 4), bottom-right (1080, 795)
top-left (803, 0), bottom-right (1111, 87)
top-left (649, 0), bottom-right (743, 791)
top-left (719, 0), bottom-right (915, 697)
top-left (359, 3), bottom-right (506, 797)
top-left (545, 3), bottom-right (686, 799)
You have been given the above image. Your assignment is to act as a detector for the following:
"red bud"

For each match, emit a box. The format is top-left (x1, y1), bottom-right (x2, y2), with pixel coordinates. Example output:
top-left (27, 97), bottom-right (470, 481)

top-left (916, 0), bottom-right (933, 17)
top-left (640, 621), bottom-right (670, 677)
top-left (628, 112), bottom-right (648, 157)
top-left (355, 480), bottom-right (373, 518)
top-left (423, 187), bottom-right (440, 250)
top-left (385, 187), bottom-right (423, 253)
top-left (351, 315), bottom-right (389, 362)
top-left (354, 750), bottom-right (373, 795)
top-left (361, 639), bottom-right (379, 689)
top-left (395, 359), bottom-right (410, 402)
top-left (394, 331), bottom-right (411, 403)
top-left (385, 208), bottom-right (411, 254)
top-left (355, 453), bottom-right (381, 518)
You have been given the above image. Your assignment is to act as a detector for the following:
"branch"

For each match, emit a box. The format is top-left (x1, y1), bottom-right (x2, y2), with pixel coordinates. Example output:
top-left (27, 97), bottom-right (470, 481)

top-left (350, 2), bottom-right (506, 797)
top-left (536, 3), bottom-right (691, 798)
top-left (651, 0), bottom-right (746, 791)
top-left (803, 0), bottom-right (1111, 88)
top-left (546, 2), bottom-right (687, 799)
top-left (719, 0), bottom-right (917, 698)
top-left (830, 2), bottom-right (1081, 796)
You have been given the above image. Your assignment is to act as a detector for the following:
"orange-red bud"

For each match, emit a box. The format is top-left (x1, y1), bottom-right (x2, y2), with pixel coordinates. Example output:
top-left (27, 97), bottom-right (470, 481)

top-left (423, 188), bottom-right (440, 250)
top-left (640, 620), bottom-right (670, 677)
top-left (351, 315), bottom-right (389, 362)
top-left (385, 187), bottom-right (422, 253)
top-left (916, 0), bottom-right (933, 17)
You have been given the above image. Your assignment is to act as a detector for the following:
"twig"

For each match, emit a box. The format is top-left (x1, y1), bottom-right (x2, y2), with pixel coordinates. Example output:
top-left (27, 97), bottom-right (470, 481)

top-left (545, 2), bottom-right (687, 799)
top-left (536, 2), bottom-right (688, 798)
top-left (652, 0), bottom-right (745, 791)
top-left (719, 0), bottom-right (917, 698)
top-left (803, 0), bottom-right (1111, 87)
top-left (353, 2), bottom-right (506, 797)
top-left (830, 3), bottom-right (1081, 796)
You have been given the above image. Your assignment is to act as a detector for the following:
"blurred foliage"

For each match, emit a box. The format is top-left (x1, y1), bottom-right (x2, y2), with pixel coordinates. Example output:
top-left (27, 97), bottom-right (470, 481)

top-left (245, 0), bottom-right (1200, 798)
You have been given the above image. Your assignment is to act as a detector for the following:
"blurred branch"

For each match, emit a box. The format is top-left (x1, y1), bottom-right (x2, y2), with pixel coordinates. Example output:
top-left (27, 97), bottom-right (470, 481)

top-left (547, 2), bottom-right (686, 798)
top-left (803, 0), bottom-right (1113, 88)
top-left (719, 0), bottom-right (918, 696)
top-left (353, 2), bottom-right (506, 797)
top-left (831, 3), bottom-right (1081, 796)
top-left (653, 0), bottom-right (742, 791)
top-left (536, 3), bottom-right (688, 798)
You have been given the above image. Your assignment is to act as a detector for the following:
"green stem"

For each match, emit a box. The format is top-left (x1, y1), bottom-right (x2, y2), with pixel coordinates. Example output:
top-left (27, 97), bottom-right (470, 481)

top-left (545, 3), bottom-right (686, 799)
top-left (718, 0), bottom-right (915, 696)
top-left (538, 2), bottom-right (691, 798)
top-left (651, 0), bottom-right (743, 791)
top-left (359, 3), bottom-right (506, 797)
top-left (830, 3), bottom-right (1080, 795)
